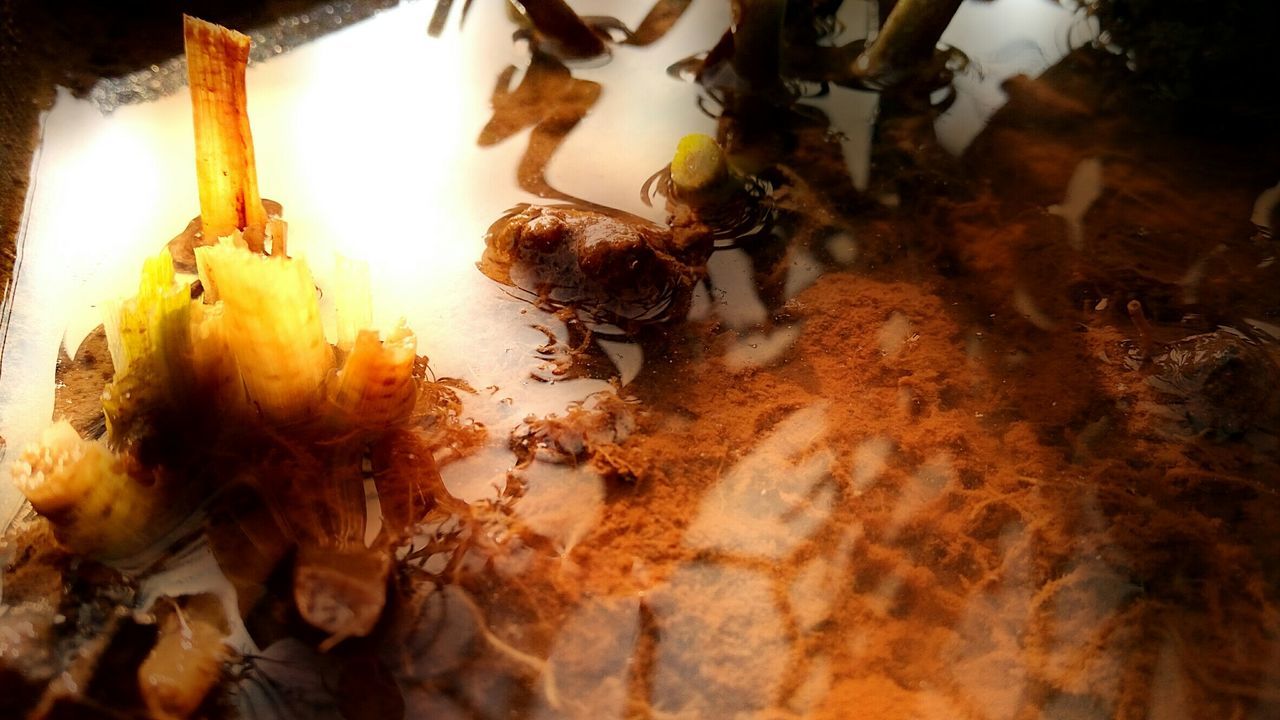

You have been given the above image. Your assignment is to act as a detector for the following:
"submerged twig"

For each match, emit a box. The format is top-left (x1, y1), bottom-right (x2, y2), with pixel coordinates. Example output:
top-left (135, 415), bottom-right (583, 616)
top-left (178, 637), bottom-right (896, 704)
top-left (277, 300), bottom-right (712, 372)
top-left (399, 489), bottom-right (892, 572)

top-left (1127, 299), bottom-right (1154, 361)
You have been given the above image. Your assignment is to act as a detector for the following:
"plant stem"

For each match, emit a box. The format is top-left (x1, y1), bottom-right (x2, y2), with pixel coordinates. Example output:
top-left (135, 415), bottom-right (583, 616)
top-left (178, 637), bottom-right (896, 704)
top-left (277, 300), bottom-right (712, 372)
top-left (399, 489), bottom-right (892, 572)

top-left (512, 0), bottom-right (607, 59)
top-left (731, 0), bottom-right (786, 92)
top-left (854, 0), bottom-right (963, 86)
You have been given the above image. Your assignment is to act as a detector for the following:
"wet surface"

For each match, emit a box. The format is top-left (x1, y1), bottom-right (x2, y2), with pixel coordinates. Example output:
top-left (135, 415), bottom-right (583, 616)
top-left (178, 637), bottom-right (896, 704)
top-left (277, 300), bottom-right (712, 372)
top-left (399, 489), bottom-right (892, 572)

top-left (3, 0), bottom-right (1280, 718)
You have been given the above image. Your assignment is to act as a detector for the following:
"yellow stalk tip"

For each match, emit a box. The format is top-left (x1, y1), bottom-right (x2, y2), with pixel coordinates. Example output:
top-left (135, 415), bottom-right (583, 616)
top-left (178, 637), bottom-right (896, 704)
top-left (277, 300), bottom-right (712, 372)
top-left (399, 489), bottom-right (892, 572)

top-left (671, 133), bottom-right (728, 196)
top-left (184, 15), bottom-right (267, 245)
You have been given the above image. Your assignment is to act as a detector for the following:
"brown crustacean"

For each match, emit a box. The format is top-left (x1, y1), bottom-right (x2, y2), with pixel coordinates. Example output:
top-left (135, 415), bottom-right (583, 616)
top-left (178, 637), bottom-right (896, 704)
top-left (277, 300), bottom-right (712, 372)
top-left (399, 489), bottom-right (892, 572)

top-left (480, 203), bottom-right (712, 330)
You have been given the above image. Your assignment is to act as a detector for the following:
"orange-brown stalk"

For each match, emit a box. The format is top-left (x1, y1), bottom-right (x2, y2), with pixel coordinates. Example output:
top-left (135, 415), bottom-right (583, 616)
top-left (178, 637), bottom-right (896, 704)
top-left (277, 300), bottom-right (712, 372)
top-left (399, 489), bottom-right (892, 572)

top-left (183, 15), bottom-right (268, 250)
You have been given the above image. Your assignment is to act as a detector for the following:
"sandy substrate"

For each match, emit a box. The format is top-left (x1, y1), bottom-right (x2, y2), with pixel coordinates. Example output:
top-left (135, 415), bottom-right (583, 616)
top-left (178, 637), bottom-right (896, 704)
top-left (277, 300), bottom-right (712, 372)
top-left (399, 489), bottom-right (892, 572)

top-left (387, 48), bottom-right (1280, 720)
top-left (3, 7), bottom-right (1280, 719)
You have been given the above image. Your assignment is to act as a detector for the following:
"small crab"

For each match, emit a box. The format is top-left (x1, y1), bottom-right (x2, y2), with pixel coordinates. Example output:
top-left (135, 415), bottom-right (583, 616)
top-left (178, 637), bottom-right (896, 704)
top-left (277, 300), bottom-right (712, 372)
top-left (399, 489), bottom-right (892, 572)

top-left (480, 203), bottom-right (711, 331)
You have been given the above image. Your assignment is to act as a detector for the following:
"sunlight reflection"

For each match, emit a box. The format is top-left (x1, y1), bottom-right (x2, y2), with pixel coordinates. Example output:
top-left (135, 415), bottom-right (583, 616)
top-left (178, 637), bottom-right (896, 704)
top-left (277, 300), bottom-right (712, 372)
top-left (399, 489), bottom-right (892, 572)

top-left (531, 597), bottom-right (640, 720)
top-left (649, 564), bottom-right (789, 717)
top-left (684, 402), bottom-right (836, 559)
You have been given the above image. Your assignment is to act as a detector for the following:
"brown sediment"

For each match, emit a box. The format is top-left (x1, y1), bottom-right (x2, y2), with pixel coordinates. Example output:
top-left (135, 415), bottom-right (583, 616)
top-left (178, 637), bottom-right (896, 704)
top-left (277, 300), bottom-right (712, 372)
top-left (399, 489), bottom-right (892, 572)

top-left (435, 280), bottom-right (1280, 717)
top-left (52, 326), bottom-right (112, 439)
top-left (425, 40), bottom-right (1280, 720)
top-left (6, 6), bottom-right (1280, 720)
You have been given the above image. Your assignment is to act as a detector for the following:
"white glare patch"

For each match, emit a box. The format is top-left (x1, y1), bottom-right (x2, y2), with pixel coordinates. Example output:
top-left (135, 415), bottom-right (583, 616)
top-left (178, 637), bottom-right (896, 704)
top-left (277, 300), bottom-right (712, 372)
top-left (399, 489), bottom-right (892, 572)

top-left (1179, 244), bottom-right (1226, 304)
top-left (597, 338), bottom-right (643, 386)
top-left (138, 539), bottom-right (256, 654)
top-left (784, 246), bottom-right (824, 299)
top-left (706, 249), bottom-right (769, 330)
top-left (724, 325), bottom-right (803, 372)
top-left (1252, 180), bottom-right (1280, 235)
top-left (877, 311), bottom-right (912, 357)
top-left (687, 280), bottom-right (713, 322)
top-left (802, 0), bottom-right (879, 190)
top-left (1013, 286), bottom-right (1057, 330)
top-left (684, 403), bottom-right (835, 559)
top-left (1245, 318), bottom-right (1280, 341)
top-left (512, 462), bottom-right (605, 562)
top-left (936, 0), bottom-right (1098, 154)
top-left (852, 436), bottom-right (894, 495)
top-left (825, 231), bottom-right (859, 266)
top-left (549, 0), bottom-right (729, 221)
top-left (1048, 156), bottom-right (1104, 250)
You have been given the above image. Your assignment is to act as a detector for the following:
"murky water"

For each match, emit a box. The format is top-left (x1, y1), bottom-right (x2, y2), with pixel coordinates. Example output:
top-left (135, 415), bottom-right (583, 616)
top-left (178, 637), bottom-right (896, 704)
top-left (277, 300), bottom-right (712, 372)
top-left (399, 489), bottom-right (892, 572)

top-left (3, 1), bottom-right (1280, 718)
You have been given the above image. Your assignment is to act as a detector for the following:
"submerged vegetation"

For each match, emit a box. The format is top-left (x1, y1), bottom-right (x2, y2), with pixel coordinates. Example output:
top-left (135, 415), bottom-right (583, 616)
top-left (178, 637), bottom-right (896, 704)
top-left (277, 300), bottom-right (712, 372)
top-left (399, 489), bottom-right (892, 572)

top-left (3, 1), bottom-right (1280, 718)
top-left (6, 16), bottom-right (481, 716)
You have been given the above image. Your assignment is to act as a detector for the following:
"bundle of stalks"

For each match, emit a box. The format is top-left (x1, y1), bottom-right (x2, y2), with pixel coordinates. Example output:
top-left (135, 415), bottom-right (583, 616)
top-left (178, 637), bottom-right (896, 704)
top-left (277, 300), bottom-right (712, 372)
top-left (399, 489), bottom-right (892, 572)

top-left (8, 16), bottom-right (478, 717)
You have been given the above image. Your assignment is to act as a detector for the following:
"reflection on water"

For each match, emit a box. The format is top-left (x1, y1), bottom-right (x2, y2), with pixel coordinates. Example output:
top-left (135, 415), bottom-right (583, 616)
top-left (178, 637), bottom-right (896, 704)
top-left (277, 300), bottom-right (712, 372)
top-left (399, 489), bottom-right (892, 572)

top-left (3, 0), bottom-right (1280, 718)
top-left (650, 564), bottom-right (790, 716)
top-left (705, 249), bottom-right (770, 330)
top-left (1253, 181), bottom-right (1279, 237)
top-left (511, 463), bottom-right (604, 562)
top-left (1048, 156), bottom-right (1104, 251)
top-left (685, 403), bottom-right (835, 558)
top-left (723, 324), bottom-right (803, 372)
top-left (530, 596), bottom-right (639, 718)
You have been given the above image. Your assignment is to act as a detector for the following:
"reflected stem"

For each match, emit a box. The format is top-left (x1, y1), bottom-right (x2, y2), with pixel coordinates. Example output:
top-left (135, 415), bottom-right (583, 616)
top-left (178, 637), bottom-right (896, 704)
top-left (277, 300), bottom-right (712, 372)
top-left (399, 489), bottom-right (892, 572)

top-left (853, 0), bottom-right (964, 87)
top-left (511, 0), bottom-right (607, 59)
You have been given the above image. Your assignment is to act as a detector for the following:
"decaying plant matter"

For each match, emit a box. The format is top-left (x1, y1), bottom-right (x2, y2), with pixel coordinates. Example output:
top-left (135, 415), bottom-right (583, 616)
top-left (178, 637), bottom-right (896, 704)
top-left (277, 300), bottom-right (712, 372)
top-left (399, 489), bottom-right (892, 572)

top-left (185, 16), bottom-right (271, 250)
top-left (6, 16), bottom-right (481, 717)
